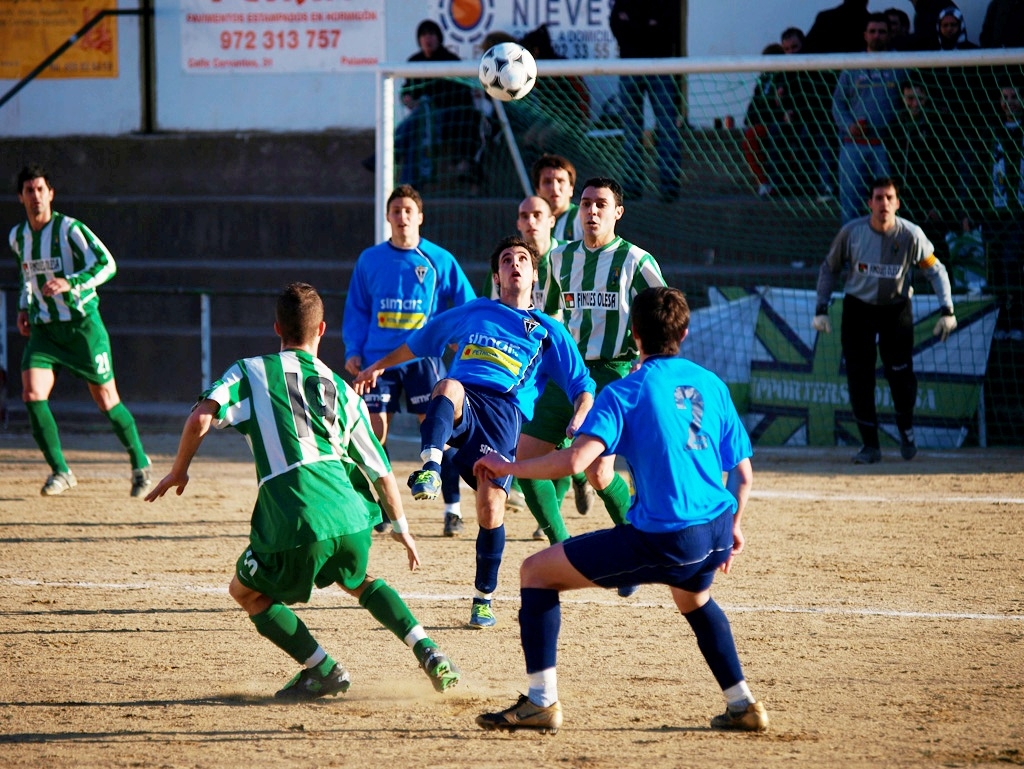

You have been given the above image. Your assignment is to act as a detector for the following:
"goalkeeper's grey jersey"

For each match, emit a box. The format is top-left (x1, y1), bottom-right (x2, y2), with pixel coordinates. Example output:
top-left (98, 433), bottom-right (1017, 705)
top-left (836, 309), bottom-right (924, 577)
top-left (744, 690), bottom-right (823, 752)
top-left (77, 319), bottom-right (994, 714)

top-left (817, 215), bottom-right (953, 311)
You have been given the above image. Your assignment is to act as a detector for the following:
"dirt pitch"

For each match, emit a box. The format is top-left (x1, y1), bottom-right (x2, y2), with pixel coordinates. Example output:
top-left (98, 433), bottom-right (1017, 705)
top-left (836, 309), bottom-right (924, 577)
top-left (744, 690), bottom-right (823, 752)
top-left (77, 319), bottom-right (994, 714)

top-left (1, 429), bottom-right (1022, 769)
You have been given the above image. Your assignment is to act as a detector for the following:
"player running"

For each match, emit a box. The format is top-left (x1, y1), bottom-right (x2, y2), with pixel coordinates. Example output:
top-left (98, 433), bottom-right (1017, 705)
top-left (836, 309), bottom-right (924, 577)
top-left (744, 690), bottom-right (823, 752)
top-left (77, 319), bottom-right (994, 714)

top-left (147, 283), bottom-right (460, 700)
top-left (354, 236), bottom-right (595, 630)
top-left (474, 286), bottom-right (767, 734)
top-left (9, 163), bottom-right (151, 497)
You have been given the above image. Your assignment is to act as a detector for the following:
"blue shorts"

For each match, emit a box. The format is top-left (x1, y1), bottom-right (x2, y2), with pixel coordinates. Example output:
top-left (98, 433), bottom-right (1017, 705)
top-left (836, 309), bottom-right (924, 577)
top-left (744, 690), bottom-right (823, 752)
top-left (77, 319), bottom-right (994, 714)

top-left (563, 510), bottom-right (734, 593)
top-left (447, 385), bottom-right (522, 494)
top-left (362, 357), bottom-right (444, 415)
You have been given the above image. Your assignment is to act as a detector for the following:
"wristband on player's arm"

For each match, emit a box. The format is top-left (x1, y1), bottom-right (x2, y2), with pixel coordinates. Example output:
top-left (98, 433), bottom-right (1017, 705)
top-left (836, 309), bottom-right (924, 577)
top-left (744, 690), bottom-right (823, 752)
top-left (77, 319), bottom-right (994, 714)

top-left (390, 516), bottom-right (409, 534)
top-left (815, 304), bottom-right (829, 316)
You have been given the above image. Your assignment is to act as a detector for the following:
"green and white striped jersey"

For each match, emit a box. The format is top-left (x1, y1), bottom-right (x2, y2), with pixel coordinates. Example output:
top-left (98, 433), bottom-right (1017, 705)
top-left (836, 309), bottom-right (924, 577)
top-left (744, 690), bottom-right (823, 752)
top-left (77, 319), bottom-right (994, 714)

top-left (9, 212), bottom-right (116, 324)
top-left (553, 204), bottom-right (584, 242)
top-left (485, 238), bottom-right (562, 317)
top-left (549, 236), bottom-right (666, 361)
top-left (203, 349), bottom-right (390, 552)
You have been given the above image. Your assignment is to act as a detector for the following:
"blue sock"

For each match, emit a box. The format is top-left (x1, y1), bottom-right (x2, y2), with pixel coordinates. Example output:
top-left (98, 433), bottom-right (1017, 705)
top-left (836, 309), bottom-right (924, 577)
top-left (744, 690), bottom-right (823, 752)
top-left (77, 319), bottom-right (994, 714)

top-left (683, 598), bottom-right (745, 690)
top-left (474, 524), bottom-right (505, 595)
top-left (421, 396), bottom-right (455, 458)
top-left (520, 587), bottom-right (560, 673)
top-left (441, 447), bottom-right (461, 504)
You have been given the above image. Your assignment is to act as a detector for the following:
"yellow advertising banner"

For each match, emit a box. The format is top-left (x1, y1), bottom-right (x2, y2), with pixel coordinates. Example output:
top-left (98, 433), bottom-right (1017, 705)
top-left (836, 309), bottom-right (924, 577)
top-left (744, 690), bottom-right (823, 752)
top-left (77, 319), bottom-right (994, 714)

top-left (0, 0), bottom-right (118, 80)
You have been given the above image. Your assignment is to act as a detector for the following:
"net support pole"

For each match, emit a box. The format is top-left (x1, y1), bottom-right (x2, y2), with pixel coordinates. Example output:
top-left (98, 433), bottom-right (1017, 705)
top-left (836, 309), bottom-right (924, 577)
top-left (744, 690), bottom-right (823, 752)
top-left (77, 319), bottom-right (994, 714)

top-left (491, 98), bottom-right (532, 197)
top-left (200, 293), bottom-right (211, 390)
top-left (376, 71), bottom-right (395, 244)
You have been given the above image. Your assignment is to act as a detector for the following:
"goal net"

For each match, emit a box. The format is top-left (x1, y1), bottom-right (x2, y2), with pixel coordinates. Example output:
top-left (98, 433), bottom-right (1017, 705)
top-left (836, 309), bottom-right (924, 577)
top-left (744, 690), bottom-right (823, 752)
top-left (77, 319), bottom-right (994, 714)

top-left (373, 49), bottom-right (1024, 448)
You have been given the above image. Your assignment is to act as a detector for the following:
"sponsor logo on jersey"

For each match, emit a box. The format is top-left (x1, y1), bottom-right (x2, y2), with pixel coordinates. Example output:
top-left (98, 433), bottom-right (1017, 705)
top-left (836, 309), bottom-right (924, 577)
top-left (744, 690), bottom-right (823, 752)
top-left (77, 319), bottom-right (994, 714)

top-left (855, 261), bottom-right (903, 279)
top-left (460, 344), bottom-right (522, 375)
top-left (522, 317), bottom-right (539, 336)
top-left (415, 265), bottom-right (428, 284)
top-left (562, 291), bottom-right (618, 310)
top-left (377, 311), bottom-right (427, 330)
top-left (25, 258), bottom-right (62, 276)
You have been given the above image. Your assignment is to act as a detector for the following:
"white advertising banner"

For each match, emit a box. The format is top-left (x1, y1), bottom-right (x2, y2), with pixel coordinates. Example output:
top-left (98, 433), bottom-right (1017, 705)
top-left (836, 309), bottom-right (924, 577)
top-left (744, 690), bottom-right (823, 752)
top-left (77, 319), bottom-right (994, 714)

top-left (180, 0), bottom-right (384, 74)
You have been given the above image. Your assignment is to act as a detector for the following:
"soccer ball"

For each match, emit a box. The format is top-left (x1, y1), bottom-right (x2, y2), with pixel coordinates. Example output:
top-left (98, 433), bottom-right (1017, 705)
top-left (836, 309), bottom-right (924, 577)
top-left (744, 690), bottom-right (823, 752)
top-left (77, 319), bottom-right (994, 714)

top-left (478, 42), bottom-right (537, 102)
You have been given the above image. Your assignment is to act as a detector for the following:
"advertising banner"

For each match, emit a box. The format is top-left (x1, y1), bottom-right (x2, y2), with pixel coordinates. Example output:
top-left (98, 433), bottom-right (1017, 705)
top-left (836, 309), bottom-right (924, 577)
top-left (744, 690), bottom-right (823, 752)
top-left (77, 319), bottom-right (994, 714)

top-left (0, 0), bottom-right (118, 80)
top-left (180, 0), bottom-right (384, 74)
top-left (680, 287), bottom-right (998, 449)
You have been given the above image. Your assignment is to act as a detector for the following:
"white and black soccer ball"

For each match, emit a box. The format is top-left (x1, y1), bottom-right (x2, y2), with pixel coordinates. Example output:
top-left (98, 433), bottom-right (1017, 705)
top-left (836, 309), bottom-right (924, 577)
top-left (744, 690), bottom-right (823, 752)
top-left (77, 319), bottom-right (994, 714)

top-left (478, 42), bottom-right (538, 102)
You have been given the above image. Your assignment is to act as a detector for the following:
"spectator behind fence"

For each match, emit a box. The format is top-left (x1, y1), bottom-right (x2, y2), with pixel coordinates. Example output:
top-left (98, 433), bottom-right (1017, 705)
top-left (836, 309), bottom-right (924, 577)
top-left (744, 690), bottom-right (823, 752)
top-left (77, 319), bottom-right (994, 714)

top-left (884, 7), bottom-right (914, 49)
top-left (515, 24), bottom-right (591, 158)
top-left (917, 6), bottom-right (989, 196)
top-left (803, 0), bottom-right (869, 53)
top-left (780, 26), bottom-right (840, 199)
top-left (987, 80), bottom-right (1024, 340)
top-left (394, 20), bottom-right (477, 187)
top-left (742, 43), bottom-right (788, 198)
top-left (910, 0), bottom-right (961, 50)
top-left (883, 80), bottom-right (961, 258)
top-left (979, 0), bottom-right (1024, 47)
top-left (609, 0), bottom-right (684, 202)
top-left (831, 14), bottom-right (906, 223)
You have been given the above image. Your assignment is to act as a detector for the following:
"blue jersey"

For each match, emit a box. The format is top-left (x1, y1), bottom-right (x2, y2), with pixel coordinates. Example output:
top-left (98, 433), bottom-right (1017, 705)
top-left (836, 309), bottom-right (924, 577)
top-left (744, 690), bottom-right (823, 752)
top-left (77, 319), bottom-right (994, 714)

top-left (342, 238), bottom-right (475, 363)
top-left (405, 297), bottom-right (595, 422)
top-left (579, 355), bottom-right (753, 533)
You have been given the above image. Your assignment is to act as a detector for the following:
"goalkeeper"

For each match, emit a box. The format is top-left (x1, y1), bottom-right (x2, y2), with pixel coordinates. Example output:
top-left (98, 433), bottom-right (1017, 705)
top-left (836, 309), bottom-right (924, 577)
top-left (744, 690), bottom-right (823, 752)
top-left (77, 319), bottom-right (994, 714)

top-left (812, 176), bottom-right (957, 464)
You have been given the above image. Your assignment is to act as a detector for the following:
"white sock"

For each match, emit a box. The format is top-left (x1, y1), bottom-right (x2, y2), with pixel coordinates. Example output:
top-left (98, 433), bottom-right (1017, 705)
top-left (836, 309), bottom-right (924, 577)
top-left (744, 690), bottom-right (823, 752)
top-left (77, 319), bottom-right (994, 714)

top-left (420, 448), bottom-right (444, 466)
top-left (402, 625), bottom-right (427, 648)
top-left (723, 680), bottom-right (754, 709)
top-left (444, 502), bottom-right (461, 516)
top-left (528, 668), bottom-right (558, 707)
top-left (303, 646), bottom-right (327, 669)
top-left (474, 590), bottom-right (493, 602)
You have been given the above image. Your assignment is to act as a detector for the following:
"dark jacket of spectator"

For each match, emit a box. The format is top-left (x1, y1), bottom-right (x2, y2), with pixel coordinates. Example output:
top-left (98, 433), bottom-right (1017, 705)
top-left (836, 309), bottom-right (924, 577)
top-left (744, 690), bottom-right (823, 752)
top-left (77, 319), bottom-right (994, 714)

top-left (804, 0), bottom-right (870, 53)
top-left (911, 0), bottom-right (961, 50)
top-left (979, 0), bottom-right (1024, 47)
top-left (609, 0), bottom-right (682, 58)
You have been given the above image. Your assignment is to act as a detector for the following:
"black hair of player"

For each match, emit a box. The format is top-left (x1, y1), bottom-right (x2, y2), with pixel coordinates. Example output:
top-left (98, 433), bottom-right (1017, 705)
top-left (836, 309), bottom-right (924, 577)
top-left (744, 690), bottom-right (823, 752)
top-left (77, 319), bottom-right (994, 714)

top-left (581, 176), bottom-right (624, 207)
top-left (868, 176), bottom-right (900, 198)
top-left (17, 163), bottom-right (51, 194)
top-left (489, 235), bottom-right (540, 274)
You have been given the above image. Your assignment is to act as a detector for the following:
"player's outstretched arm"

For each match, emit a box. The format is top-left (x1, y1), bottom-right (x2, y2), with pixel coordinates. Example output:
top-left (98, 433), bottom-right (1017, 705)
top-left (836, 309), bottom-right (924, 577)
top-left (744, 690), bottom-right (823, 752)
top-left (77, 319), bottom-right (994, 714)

top-left (145, 400), bottom-right (218, 502)
top-left (474, 435), bottom-right (606, 482)
top-left (372, 472), bottom-right (420, 571)
top-left (565, 391), bottom-right (594, 439)
top-left (352, 344), bottom-right (416, 395)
